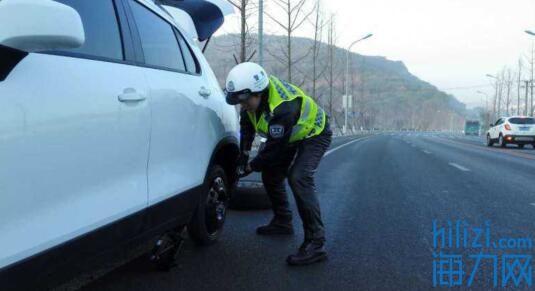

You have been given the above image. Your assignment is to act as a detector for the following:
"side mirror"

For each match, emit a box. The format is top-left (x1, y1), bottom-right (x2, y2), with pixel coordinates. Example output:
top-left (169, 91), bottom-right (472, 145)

top-left (0, 0), bottom-right (85, 52)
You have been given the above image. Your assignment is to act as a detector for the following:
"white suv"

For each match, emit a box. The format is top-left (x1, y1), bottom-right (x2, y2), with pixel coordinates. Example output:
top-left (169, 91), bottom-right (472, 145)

top-left (0, 0), bottom-right (239, 288)
top-left (486, 116), bottom-right (535, 148)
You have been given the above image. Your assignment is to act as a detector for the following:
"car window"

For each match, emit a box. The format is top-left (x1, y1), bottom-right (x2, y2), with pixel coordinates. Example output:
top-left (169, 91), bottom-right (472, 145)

top-left (128, 0), bottom-right (186, 71)
top-left (54, 0), bottom-right (123, 60)
top-left (509, 118), bottom-right (535, 125)
top-left (176, 31), bottom-right (200, 74)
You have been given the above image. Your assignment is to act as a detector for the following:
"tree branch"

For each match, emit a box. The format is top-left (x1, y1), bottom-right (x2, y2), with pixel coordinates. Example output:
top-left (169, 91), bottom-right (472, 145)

top-left (264, 10), bottom-right (289, 30)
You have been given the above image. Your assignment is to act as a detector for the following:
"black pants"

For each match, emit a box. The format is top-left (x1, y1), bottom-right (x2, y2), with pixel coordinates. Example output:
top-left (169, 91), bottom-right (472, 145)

top-left (261, 127), bottom-right (332, 241)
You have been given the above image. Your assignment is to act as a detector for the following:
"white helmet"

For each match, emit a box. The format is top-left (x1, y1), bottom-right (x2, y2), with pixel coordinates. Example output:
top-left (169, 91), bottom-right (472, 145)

top-left (225, 62), bottom-right (270, 105)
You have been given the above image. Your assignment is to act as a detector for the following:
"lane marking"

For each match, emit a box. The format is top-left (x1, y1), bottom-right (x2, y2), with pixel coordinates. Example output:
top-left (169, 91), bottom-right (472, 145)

top-left (530, 203), bottom-right (535, 207)
top-left (422, 150), bottom-right (432, 154)
top-left (433, 136), bottom-right (535, 160)
top-left (324, 136), bottom-right (372, 157)
top-left (448, 162), bottom-right (470, 172)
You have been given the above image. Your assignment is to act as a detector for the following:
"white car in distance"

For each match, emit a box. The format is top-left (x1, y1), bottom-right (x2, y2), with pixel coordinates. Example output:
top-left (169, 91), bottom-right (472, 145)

top-left (486, 116), bottom-right (535, 148)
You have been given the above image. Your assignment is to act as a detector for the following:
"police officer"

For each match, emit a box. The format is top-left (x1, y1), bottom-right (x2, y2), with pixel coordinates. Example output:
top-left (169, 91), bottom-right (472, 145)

top-left (225, 62), bottom-right (332, 266)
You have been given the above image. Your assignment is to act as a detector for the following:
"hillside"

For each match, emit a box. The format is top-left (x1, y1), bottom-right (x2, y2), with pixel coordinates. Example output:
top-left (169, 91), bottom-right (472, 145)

top-left (204, 34), bottom-right (466, 131)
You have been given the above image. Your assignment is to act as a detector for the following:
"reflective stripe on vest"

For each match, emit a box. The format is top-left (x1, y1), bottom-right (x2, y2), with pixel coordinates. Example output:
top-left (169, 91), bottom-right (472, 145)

top-left (247, 76), bottom-right (326, 143)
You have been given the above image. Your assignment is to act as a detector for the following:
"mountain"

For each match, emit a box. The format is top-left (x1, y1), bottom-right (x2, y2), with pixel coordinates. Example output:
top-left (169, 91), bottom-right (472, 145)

top-left (204, 33), bottom-right (466, 131)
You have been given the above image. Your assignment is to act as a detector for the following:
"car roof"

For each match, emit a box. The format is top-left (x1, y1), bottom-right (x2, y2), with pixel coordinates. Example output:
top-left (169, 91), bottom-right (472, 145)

top-left (505, 116), bottom-right (534, 119)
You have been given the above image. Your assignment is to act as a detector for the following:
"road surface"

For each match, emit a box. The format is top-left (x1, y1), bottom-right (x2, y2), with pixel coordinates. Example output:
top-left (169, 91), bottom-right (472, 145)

top-left (82, 132), bottom-right (535, 290)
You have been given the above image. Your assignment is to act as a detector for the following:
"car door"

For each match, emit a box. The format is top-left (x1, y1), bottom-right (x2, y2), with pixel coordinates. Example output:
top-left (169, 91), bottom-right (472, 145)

top-left (125, 0), bottom-right (218, 208)
top-left (0, 0), bottom-right (150, 269)
top-left (490, 118), bottom-right (501, 139)
top-left (496, 118), bottom-right (505, 138)
top-left (490, 119), bottom-right (497, 138)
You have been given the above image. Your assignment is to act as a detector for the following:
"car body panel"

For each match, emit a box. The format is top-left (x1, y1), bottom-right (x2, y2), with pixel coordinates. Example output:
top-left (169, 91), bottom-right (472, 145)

top-left (0, 54), bottom-right (151, 268)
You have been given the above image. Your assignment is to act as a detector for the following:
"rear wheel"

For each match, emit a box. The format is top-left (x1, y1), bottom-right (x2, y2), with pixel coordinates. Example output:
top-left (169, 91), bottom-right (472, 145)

top-left (486, 134), bottom-right (493, 147)
top-left (188, 165), bottom-right (228, 245)
top-left (499, 135), bottom-right (506, 148)
top-left (518, 144), bottom-right (525, 149)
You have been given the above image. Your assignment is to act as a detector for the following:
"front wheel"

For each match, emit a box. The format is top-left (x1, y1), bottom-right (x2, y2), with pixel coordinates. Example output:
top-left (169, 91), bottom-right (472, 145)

top-left (188, 165), bottom-right (228, 245)
top-left (518, 144), bottom-right (525, 149)
top-left (486, 135), bottom-right (493, 147)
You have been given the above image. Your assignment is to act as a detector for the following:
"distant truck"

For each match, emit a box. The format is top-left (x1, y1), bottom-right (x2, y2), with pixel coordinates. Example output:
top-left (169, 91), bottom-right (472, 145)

top-left (464, 120), bottom-right (481, 136)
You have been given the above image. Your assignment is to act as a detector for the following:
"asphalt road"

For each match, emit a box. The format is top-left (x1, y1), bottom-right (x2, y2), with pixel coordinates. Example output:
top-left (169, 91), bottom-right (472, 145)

top-left (82, 132), bottom-right (535, 291)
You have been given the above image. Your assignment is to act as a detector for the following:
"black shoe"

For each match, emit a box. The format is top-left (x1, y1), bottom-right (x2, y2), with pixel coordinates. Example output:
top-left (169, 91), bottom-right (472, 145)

top-left (256, 218), bottom-right (294, 235)
top-left (286, 240), bottom-right (327, 266)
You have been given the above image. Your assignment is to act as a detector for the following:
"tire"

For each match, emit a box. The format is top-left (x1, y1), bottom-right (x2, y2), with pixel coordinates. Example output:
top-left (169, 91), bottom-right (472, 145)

top-left (188, 165), bottom-right (228, 246)
top-left (499, 135), bottom-right (506, 148)
top-left (518, 144), bottom-right (525, 149)
top-left (486, 134), bottom-right (493, 147)
top-left (229, 180), bottom-right (271, 210)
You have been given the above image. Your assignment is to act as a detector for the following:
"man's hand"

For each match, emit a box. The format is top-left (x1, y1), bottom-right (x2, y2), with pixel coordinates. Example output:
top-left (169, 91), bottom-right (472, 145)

top-left (237, 152), bottom-right (250, 168)
top-left (238, 163), bottom-right (252, 178)
top-left (237, 151), bottom-right (251, 178)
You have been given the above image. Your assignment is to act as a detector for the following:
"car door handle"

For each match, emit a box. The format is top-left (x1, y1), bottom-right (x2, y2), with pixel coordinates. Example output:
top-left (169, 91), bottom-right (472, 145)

top-left (118, 89), bottom-right (146, 102)
top-left (199, 87), bottom-right (211, 98)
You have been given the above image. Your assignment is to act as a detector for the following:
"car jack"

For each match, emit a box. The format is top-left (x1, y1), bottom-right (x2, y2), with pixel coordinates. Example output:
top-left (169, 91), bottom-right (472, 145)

top-left (150, 226), bottom-right (186, 271)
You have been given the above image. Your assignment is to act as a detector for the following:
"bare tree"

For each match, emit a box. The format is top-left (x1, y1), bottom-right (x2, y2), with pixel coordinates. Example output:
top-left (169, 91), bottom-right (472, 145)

top-left (491, 75), bottom-right (498, 120)
top-left (524, 44), bottom-right (535, 116)
top-left (497, 69), bottom-right (505, 116)
top-left (505, 68), bottom-right (513, 116)
top-left (265, 0), bottom-right (315, 82)
top-left (326, 14), bottom-right (336, 118)
top-left (320, 14), bottom-right (346, 131)
top-left (228, 0), bottom-right (257, 63)
top-left (308, 0), bottom-right (327, 99)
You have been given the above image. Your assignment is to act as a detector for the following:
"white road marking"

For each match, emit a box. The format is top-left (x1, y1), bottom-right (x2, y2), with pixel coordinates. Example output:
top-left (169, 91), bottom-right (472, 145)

top-left (530, 203), bottom-right (535, 207)
top-left (448, 162), bottom-right (470, 172)
top-left (324, 136), bottom-right (371, 157)
top-left (422, 150), bottom-right (432, 154)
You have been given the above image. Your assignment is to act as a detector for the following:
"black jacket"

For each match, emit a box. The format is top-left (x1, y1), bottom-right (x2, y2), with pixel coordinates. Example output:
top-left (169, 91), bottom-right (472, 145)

top-left (240, 96), bottom-right (302, 172)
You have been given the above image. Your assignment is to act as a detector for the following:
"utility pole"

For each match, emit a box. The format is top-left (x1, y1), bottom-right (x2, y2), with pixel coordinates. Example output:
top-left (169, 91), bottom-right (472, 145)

top-left (258, 0), bottom-right (263, 66)
top-left (344, 33), bottom-right (373, 134)
top-left (524, 31), bottom-right (535, 115)
top-left (344, 50), bottom-right (350, 134)
top-left (524, 80), bottom-right (530, 116)
top-left (526, 79), bottom-right (535, 116)
top-left (523, 31), bottom-right (535, 115)
top-left (517, 59), bottom-right (522, 115)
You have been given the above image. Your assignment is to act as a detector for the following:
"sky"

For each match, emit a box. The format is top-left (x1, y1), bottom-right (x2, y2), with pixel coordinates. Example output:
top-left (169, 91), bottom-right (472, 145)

top-left (218, 0), bottom-right (535, 109)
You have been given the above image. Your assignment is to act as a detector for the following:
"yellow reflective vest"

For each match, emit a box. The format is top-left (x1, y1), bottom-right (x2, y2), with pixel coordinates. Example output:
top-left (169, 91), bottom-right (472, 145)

top-left (247, 76), bottom-right (326, 143)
